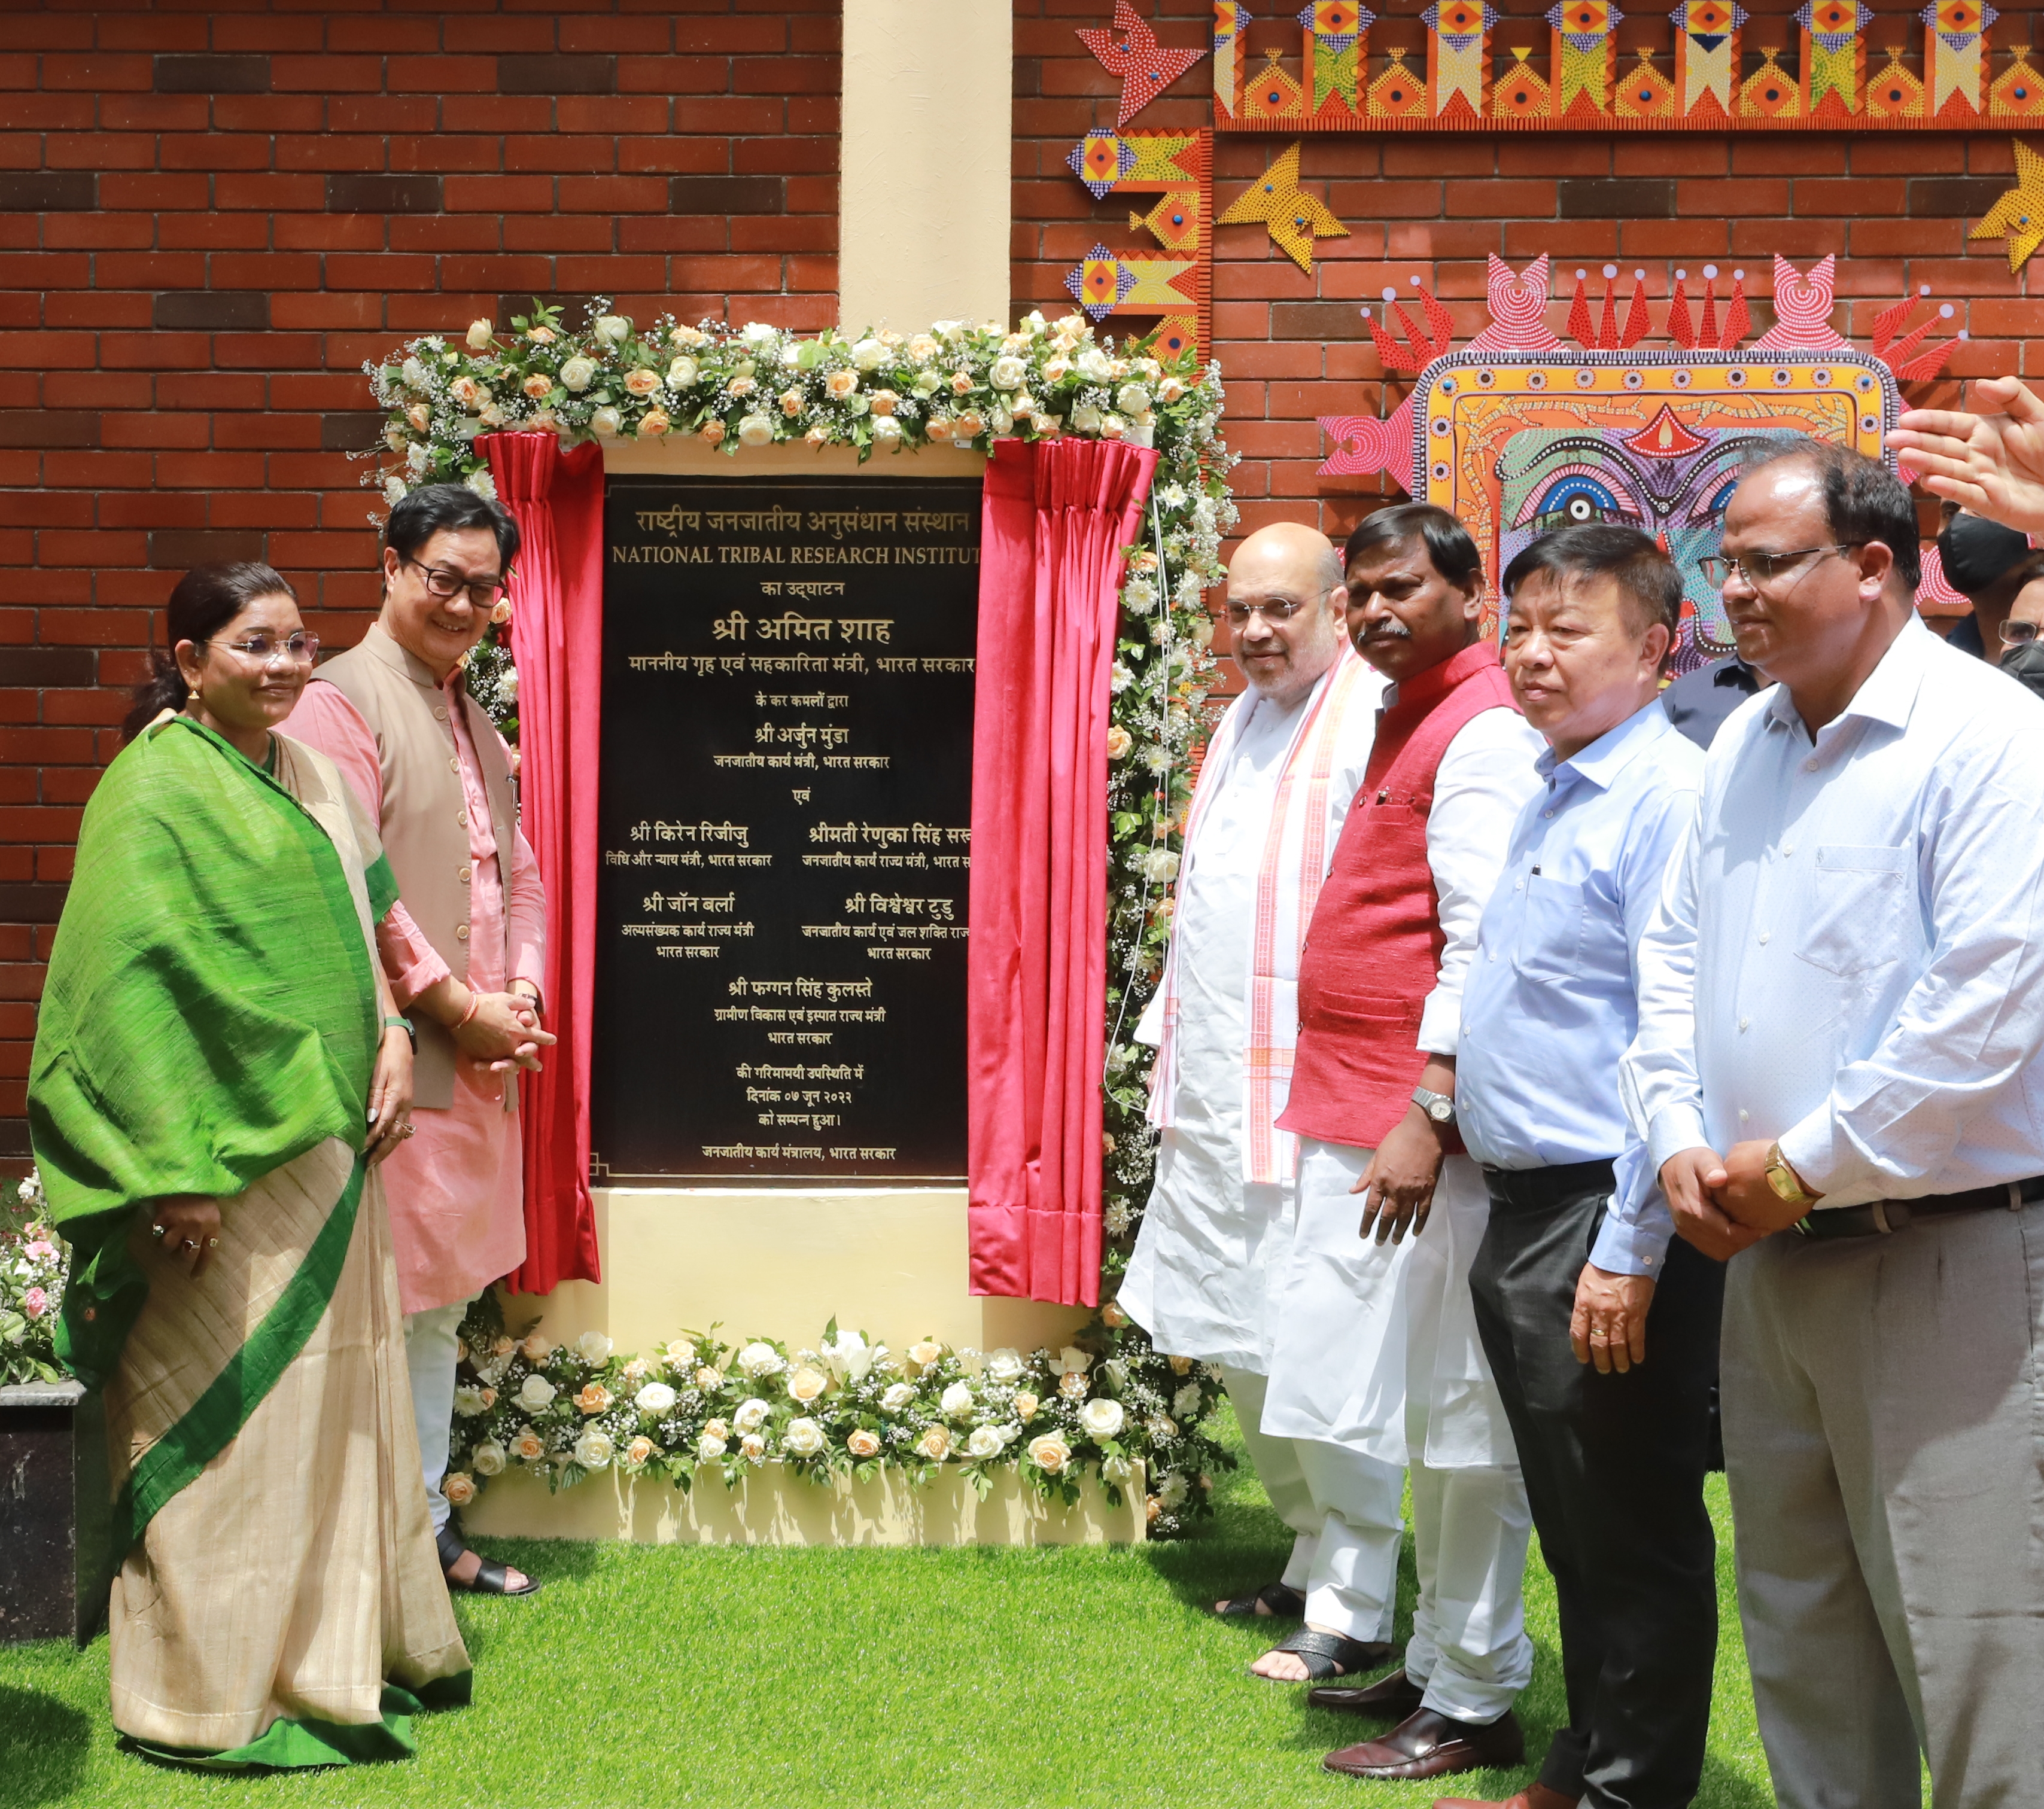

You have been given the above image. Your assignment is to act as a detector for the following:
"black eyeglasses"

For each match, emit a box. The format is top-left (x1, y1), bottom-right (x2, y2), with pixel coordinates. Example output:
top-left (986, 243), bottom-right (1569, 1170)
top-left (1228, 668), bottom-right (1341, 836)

top-left (403, 556), bottom-right (509, 608)
top-left (209, 631), bottom-right (320, 666)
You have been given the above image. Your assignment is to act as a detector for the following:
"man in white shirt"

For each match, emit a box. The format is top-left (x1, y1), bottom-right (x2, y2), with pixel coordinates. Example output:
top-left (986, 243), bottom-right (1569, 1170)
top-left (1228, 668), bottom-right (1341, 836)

top-left (1263, 505), bottom-right (1546, 1783)
top-left (1622, 437), bottom-right (2044, 1807)
top-left (1120, 521), bottom-right (1390, 1657)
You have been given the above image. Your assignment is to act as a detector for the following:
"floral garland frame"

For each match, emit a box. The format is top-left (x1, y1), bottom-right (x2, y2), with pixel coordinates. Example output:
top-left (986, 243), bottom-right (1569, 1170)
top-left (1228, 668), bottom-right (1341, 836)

top-left (366, 302), bottom-right (1242, 1528)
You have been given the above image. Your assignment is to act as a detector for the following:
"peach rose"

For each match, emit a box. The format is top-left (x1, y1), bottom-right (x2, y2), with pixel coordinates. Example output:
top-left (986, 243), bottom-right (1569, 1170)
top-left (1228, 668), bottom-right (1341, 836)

top-left (625, 1435), bottom-right (656, 1468)
top-left (512, 1427), bottom-right (546, 1463)
top-left (623, 367), bottom-right (662, 397)
top-left (521, 1333), bottom-right (553, 1363)
top-left (522, 372), bottom-right (553, 400)
top-left (1012, 1391), bottom-right (1039, 1422)
top-left (951, 370), bottom-right (975, 395)
top-left (866, 389), bottom-right (898, 418)
top-left (917, 1424), bottom-right (952, 1461)
top-left (700, 419), bottom-right (725, 445)
top-left (780, 388), bottom-right (805, 417)
top-left (847, 1428), bottom-right (881, 1458)
top-left (824, 368), bottom-right (859, 400)
top-left (442, 1472), bottom-right (476, 1506)
top-left (636, 407), bottom-right (671, 438)
top-left (576, 1382), bottom-right (611, 1416)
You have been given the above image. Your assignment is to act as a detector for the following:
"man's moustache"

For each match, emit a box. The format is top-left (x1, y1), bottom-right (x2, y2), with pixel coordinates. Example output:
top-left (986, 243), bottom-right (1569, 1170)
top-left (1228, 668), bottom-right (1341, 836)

top-left (1360, 622), bottom-right (1412, 642)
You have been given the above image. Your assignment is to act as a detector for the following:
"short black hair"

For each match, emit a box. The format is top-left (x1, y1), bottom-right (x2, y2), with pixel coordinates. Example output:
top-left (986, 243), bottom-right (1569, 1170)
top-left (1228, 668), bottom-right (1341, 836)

top-left (1738, 436), bottom-right (1921, 589)
top-left (385, 482), bottom-right (521, 572)
top-left (1343, 502), bottom-right (1483, 594)
top-left (1501, 524), bottom-right (1684, 672)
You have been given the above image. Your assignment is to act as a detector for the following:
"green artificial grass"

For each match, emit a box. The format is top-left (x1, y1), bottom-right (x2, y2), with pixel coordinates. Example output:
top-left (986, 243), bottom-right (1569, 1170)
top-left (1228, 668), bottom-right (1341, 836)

top-left (0, 1403), bottom-right (1773, 1808)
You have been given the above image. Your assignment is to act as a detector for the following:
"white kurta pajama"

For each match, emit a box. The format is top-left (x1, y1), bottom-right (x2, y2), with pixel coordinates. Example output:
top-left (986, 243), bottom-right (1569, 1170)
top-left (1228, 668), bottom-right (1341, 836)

top-left (1120, 647), bottom-right (1394, 1633)
top-left (1264, 705), bottom-right (1546, 1721)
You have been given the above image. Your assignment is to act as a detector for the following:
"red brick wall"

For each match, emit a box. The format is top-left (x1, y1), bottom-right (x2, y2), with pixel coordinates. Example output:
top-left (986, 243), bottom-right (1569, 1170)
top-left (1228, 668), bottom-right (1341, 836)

top-left (0, 1), bottom-right (840, 1157)
top-left (1012, 0), bottom-right (2037, 538)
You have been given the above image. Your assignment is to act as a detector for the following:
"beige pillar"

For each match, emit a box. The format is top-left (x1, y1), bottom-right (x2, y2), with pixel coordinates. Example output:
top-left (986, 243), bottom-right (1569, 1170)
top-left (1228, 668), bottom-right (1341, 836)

top-left (838, 0), bottom-right (1014, 333)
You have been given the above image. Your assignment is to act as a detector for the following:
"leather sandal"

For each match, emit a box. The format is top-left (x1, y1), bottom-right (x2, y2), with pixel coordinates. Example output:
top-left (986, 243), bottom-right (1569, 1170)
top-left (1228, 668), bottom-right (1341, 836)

top-left (1255, 1627), bottom-right (1394, 1681)
top-left (437, 1522), bottom-right (542, 1597)
top-left (1211, 1581), bottom-right (1307, 1619)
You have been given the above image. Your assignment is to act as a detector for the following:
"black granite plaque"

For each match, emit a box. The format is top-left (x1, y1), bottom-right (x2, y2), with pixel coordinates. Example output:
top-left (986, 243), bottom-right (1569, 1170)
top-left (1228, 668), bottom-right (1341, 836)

top-left (593, 475), bottom-right (981, 1183)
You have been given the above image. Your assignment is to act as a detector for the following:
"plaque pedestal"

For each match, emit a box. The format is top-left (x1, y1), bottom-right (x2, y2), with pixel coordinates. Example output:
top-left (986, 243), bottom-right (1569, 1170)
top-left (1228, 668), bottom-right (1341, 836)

top-left (488, 1189), bottom-right (1113, 1546)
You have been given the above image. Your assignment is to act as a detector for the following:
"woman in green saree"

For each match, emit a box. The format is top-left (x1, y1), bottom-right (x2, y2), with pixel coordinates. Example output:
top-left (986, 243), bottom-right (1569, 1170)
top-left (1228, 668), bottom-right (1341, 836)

top-left (29, 562), bottom-right (472, 1768)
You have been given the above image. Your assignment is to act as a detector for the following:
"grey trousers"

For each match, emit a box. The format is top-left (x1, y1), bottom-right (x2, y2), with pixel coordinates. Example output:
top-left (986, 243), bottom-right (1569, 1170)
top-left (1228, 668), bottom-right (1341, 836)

top-left (1721, 1204), bottom-right (2044, 1809)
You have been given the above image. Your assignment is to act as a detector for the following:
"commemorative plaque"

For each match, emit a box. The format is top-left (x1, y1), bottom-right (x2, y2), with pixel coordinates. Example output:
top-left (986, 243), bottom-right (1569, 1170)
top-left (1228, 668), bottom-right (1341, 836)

top-left (592, 475), bottom-right (981, 1183)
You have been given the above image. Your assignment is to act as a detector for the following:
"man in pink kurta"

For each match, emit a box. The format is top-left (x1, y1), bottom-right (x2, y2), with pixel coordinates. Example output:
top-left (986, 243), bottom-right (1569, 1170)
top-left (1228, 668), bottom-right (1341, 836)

top-left (287, 483), bottom-right (552, 1597)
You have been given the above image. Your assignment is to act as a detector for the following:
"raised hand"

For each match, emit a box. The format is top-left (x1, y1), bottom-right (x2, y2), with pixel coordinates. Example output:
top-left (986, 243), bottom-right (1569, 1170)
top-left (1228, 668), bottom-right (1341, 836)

top-left (1890, 377), bottom-right (2044, 534)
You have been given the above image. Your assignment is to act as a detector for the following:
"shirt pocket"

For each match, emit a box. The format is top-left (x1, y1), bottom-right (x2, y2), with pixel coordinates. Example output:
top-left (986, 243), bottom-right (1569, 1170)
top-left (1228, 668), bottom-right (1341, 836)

top-left (1795, 843), bottom-right (1914, 977)
top-left (1511, 876), bottom-right (1587, 983)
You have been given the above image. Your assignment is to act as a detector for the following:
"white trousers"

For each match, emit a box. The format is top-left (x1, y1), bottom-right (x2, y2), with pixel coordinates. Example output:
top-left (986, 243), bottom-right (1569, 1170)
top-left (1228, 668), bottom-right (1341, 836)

top-left (403, 1295), bottom-right (471, 1538)
top-left (1224, 1365), bottom-right (1405, 1644)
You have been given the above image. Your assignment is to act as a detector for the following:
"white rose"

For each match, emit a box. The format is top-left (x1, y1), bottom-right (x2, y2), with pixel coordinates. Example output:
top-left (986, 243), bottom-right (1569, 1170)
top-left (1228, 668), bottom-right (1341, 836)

top-left (1116, 383), bottom-right (1151, 415)
top-left (965, 1426), bottom-right (1003, 1460)
top-left (667, 355), bottom-right (699, 388)
top-left (742, 321), bottom-right (777, 346)
top-left (851, 337), bottom-right (887, 371)
top-left (577, 1330), bottom-right (613, 1365)
top-left (733, 1397), bottom-right (771, 1433)
top-left (738, 1432), bottom-right (766, 1461)
top-left (1054, 1346), bottom-right (1093, 1376)
top-left (1070, 403), bottom-right (1102, 433)
top-left (1143, 848), bottom-right (1181, 885)
top-left (574, 1429), bottom-right (614, 1469)
top-left (988, 355), bottom-right (1027, 391)
top-left (1027, 1433), bottom-right (1073, 1474)
top-left (786, 1365), bottom-right (829, 1403)
top-left (665, 1339), bottom-right (697, 1371)
top-left (1077, 348), bottom-right (1115, 383)
top-left (517, 1374), bottom-right (556, 1411)
top-left (881, 1382), bottom-right (917, 1412)
top-left (738, 1341), bottom-right (786, 1378)
top-left (465, 318), bottom-right (494, 351)
top-left (986, 1347), bottom-right (1025, 1384)
top-left (737, 413), bottom-right (775, 447)
top-left (871, 415), bottom-right (902, 446)
top-left (940, 1380), bottom-right (976, 1420)
top-left (1079, 1397), bottom-right (1125, 1440)
top-left (589, 406), bottom-right (622, 438)
top-left (822, 1330), bottom-right (873, 1384)
top-left (696, 1432), bottom-right (728, 1460)
top-left (382, 476), bottom-right (407, 507)
top-left (1173, 1382), bottom-right (1203, 1420)
top-left (498, 665), bottom-right (519, 703)
top-left (907, 1339), bottom-right (944, 1369)
top-left (559, 355), bottom-right (597, 392)
top-left (634, 1381), bottom-right (677, 1415)
top-left (1157, 375), bottom-right (1187, 403)
top-left (453, 1385), bottom-right (486, 1417)
top-left (783, 1417), bottom-right (825, 1458)
top-left (1099, 413), bottom-right (1127, 441)
top-left (471, 1439), bottom-right (507, 1476)
top-left (592, 314), bottom-right (631, 345)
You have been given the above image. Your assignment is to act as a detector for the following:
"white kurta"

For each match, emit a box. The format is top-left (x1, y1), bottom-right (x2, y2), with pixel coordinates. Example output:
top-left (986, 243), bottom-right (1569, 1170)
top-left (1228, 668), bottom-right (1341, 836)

top-left (1120, 674), bottom-right (1378, 1371)
top-left (1262, 705), bottom-right (1546, 1466)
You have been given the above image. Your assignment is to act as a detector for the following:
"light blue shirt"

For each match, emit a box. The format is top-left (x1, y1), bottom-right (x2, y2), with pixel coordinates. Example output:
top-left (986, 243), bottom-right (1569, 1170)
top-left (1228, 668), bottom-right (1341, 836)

top-left (1458, 700), bottom-right (1703, 1275)
top-left (1623, 616), bottom-right (2044, 1230)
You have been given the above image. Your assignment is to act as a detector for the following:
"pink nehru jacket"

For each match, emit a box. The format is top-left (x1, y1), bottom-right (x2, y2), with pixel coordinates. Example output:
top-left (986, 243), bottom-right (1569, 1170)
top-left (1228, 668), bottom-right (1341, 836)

top-left (288, 675), bottom-right (548, 1315)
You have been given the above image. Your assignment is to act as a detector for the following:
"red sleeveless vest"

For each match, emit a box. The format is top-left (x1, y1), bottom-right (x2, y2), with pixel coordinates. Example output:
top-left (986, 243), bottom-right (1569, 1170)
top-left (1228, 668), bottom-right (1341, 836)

top-left (1277, 640), bottom-right (1519, 1153)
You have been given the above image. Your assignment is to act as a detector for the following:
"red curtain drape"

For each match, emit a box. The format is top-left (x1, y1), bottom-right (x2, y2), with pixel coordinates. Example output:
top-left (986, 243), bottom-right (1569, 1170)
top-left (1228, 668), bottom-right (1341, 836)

top-left (478, 432), bottom-right (604, 1295)
top-left (967, 436), bottom-right (1159, 1306)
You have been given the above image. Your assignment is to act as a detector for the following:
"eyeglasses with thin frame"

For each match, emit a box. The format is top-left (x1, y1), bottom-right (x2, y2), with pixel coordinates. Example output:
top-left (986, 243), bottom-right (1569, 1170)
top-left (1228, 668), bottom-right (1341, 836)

top-left (2001, 619), bottom-right (2042, 648)
top-left (208, 631), bottom-right (320, 666)
top-left (1224, 597), bottom-right (1312, 628)
top-left (402, 555), bottom-right (509, 609)
top-left (1695, 543), bottom-right (1863, 592)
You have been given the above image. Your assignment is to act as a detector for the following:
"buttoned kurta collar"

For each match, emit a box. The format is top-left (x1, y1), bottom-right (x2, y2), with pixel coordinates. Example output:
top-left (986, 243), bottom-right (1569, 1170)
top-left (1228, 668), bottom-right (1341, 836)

top-left (360, 618), bottom-right (455, 695)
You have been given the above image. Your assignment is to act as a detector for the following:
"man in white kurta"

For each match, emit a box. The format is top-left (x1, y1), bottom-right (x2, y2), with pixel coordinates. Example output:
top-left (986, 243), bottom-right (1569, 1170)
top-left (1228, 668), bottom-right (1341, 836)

top-left (1119, 522), bottom-right (1391, 1656)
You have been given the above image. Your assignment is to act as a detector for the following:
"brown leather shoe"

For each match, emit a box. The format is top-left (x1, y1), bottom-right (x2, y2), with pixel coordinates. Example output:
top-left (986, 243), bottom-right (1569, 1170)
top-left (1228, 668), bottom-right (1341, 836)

top-left (1306, 1667), bottom-right (1425, 1720)
top-left (1323, 1707), bottom-right (1526, 1781)
top-left (1432, 1786), bottom-right (1578, 1809)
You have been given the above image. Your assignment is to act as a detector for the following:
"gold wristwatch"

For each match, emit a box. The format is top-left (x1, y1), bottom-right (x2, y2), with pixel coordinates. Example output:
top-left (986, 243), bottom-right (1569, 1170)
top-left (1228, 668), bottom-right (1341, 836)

top-left (1763, 1141), bottom-right (1819, 1208)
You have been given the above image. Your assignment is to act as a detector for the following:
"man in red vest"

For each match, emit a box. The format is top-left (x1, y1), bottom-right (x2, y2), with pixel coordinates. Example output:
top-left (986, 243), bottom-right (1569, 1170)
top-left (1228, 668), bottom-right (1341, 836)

top-left (1261, 504), bottom-right (1546, 1783)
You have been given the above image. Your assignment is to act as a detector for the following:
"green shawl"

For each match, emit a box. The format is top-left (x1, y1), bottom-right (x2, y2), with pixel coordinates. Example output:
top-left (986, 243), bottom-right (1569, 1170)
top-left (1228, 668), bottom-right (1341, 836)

top-left (31, 717), bottom-right (391, 1387)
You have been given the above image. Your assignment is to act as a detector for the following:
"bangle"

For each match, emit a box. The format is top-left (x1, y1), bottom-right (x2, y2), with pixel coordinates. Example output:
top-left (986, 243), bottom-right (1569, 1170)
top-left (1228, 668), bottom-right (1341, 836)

top-left (456, 991), bottom-right (482, 1031)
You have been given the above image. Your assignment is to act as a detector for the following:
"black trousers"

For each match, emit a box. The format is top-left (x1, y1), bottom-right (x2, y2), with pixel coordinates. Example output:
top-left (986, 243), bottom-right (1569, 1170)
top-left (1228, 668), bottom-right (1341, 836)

top-left (1467, 1167), bottom-right (1724, 1809)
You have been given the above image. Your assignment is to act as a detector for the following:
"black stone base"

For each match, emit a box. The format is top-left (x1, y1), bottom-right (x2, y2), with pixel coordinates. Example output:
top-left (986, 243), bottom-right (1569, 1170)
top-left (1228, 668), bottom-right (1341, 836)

top-left (0, 1381), bottom-right (108, 1646)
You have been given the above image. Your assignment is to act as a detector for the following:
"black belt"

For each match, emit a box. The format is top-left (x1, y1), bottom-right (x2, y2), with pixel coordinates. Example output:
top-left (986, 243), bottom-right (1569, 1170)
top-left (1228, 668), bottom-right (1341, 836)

top-left (1793, 1175), bottom-right (2044, 1240)
top-left (1480, 1158), bottom-right (1617, 1213)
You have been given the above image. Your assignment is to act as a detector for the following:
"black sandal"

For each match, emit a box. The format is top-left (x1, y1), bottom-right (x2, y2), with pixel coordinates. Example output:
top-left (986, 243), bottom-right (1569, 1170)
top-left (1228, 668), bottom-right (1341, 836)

top-left (1211, 1581), bottom-right (1307, 1620)
top-left (437, 1522), bottom-right (542, 1597)
top-left (1254, 1627), bottom-right (1393, 1681)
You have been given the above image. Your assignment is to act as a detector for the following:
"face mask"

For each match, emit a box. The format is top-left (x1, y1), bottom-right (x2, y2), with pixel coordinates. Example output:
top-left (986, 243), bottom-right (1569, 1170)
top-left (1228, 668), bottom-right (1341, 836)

top-left (1939, 513), bottom-right (2031, 596)
top-left (1999, 639), bottom-right (2044, 698)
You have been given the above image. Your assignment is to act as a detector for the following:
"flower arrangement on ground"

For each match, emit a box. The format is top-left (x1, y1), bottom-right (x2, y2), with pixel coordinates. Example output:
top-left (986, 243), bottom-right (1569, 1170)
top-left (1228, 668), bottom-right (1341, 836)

top-left (447, 1295), bottom-right (1231, 1537)
top-left (365, 300), bottom-right (1238, 1277)
top-left (1, 1168), bottom-right (68, 1387)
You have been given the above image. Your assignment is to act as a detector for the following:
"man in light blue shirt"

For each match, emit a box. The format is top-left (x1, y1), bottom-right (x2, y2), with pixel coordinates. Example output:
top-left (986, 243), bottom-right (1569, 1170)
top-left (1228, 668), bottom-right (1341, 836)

top-left (1623, 438), bottom-right (2044, 1807)
top-left (1450, 525), bottom-right (1718, 1809)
